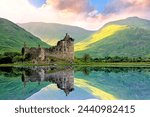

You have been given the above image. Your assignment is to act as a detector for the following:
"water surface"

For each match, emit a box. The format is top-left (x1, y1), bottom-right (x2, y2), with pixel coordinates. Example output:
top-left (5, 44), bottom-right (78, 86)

top-left (0, 66), bottom-right (150, 100)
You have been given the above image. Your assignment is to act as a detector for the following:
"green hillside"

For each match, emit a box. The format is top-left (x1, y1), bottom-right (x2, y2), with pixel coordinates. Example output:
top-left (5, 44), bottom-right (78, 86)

top-left (0, 18), bottom-right (49, 54)
top-left (18, 22), bottom-right (95, 46)
top-left (106, 17), bottom-right (150, 30)
top-left (75, 17), bottom-right (150, 58)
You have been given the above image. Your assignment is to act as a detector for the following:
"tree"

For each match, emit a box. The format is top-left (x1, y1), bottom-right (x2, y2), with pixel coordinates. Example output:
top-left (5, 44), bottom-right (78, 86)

top-left (94, 58), bottom-right (99, 62)
top-left (82, 54), bottom-right (91, 62)
top-left (3, 52), bottom-right (21, 58)
top-left (12, 56), bottom-right (24, 63)
top-left (0, 56), bottom-right (12, 64)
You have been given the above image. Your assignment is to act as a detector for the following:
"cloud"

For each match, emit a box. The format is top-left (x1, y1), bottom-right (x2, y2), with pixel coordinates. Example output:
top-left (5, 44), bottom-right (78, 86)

top-left (104, 0), bottom-right (150, 14)
top-left (0, 0), bottom-right (150, 30)
top-left (45, 0), bottom-right (94, 14)
top-left (97, 0), bottom-right (150, 29)
top-left (0, 0), bottom-right (38, 22)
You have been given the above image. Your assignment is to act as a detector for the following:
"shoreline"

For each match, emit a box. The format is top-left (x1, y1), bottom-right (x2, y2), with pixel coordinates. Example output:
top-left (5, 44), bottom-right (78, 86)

top-left (1, 62), bottom-right (150, 67)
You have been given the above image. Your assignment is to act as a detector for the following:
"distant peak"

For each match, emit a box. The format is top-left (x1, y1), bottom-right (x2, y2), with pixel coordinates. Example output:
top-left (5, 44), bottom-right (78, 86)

top-left (125, 16), bottom-right (149, 21)
top-left (124, 16), bottom-right (150, 22)
top-left (127, 16), bottom-right (140, 19)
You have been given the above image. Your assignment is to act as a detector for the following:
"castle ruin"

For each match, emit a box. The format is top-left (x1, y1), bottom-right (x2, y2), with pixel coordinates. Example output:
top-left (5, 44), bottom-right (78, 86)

top-left (22, 67), bottom-right (74, 96)
top-left (22, 33), bottom-right (74, 63)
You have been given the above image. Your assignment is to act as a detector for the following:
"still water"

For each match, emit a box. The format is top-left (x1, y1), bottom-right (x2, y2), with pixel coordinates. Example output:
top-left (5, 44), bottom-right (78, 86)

top-left (0, 66), bottom-right (150, 100)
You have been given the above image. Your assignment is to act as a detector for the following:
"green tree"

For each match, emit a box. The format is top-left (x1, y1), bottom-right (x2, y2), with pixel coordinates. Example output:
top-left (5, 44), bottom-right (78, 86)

top-left (3, 52), bottom-right (21, 58)
top-left (82, 54), bottom-right (91, 62)
top-left (0, 56), bottom-right (12, 64)
top-left (12, 56), bottom-right (24, 63)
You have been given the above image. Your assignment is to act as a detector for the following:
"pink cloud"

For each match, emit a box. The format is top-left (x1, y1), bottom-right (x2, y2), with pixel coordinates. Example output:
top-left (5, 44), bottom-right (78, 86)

top-left (104, 0), bottom-right (150, 14)
top-left (0, 0), bottom-right (150, 30)
top-left (41, 0), bottom-right (150, 30)
top-left (45, 0), bottom-right (94, 14)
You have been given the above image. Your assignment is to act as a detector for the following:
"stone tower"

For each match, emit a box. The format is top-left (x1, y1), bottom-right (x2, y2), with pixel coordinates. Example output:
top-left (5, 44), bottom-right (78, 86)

top-left (57, 33), bottom-right (74, 61)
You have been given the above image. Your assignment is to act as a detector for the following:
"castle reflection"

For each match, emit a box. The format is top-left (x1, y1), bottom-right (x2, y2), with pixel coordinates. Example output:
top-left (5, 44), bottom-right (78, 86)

top-left (21, 66), bottom-right (74, 96)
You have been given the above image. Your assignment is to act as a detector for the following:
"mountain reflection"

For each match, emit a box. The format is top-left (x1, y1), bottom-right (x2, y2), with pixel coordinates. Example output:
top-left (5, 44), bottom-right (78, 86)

top-left (21, 66), bottom-right (74, 96)
top-left (1, 66), bottom-right (150, 100)
top-left (75, 66), bottom-right (150, 74)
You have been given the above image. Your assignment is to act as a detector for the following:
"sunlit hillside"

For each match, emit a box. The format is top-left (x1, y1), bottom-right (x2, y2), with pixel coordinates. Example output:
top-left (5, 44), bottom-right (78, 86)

top-left (75, 78), bottom-right (117, 100)
top-left (43, 38), bottom-right (59, 46)
top-left (75, 25), bottom-right (128, 51)
top-left (75, 17), bottom-right (150, 58)
top-left (19, 22), bottom-right (95, 46)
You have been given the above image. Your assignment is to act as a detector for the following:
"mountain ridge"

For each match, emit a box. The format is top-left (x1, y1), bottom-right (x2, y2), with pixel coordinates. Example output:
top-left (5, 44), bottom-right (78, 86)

top-left (18, 22), bottom-right (95, 46)
top-left (0, 18), bottom-right (49, 53)
top-left (1, 17), bottom-right (150, 58)
top-left (105, 16), bottom-right (150, 30)
top-left (75, 17), bottom-right (150, 58)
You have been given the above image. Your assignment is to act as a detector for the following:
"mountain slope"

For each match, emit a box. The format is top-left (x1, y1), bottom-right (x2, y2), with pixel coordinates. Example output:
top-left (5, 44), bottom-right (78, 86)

top-left (106, 17), bottom-right (150, 30)
top-left (75, 17), bottom-right (150, 58)
top-left (75, 25), bottom-right (128, 51)
top-left (0, 18), bottom-right (49, 53)
top-left (18, 22), bottom-right (95, 46)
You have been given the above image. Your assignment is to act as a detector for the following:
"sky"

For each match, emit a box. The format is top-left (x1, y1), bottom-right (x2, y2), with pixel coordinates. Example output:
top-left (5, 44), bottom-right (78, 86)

top-left (29, 0), bottom-right (110, 12)
top-left (0, 0), bottom-right (150, 30)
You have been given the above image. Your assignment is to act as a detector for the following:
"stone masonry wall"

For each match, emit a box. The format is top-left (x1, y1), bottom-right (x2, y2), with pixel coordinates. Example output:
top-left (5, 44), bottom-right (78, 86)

top-left (22, 33), bottom-right (74, 63)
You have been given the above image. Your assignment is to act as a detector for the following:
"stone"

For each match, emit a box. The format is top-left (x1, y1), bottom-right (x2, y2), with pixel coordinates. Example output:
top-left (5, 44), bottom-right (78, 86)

top-left (22, 33), bottom-right (74, 63)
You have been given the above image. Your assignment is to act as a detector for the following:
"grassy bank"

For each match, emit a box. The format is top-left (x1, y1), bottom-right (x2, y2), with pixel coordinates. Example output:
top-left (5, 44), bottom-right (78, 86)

top-left (74, 62), bottom-right (150, 67)
top-left (1, 62), bottom-right (150, 67)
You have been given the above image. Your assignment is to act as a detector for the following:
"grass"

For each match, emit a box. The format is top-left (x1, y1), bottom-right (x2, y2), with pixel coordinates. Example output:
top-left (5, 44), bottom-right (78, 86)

top-left (75, 25), bottom-right (128, 51)
top-left (19, 22), bottom-right (95, 45)
top-left (1, 62), bottom-right (150, 68)
top-left (74, 62), bottom-right (150, 67)
top-left (75, 17), bottom-right (150, 58)
top-left (0, 18), bottom-right (49, 54)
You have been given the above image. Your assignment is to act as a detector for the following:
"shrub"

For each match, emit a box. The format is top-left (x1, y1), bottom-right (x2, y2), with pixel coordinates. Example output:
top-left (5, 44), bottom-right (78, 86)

top-left (3, 52), bottom-right (21, 58)
top-left (0, 56), bottom-right (13, 64)
top-left (12, 56), bottom-right (24, 63)
top-left (82, 54), bottom-right (91, 62)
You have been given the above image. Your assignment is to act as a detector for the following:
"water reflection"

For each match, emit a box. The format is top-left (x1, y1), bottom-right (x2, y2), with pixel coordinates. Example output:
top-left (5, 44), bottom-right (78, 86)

top-left (76, 67), bottom-right (150, 74)
top-left (1, 66), bottom-right (150, 100)
top-left (75, 67), bottom-right (150, 100)
top-left (22, 66), bottom-right (74, 96)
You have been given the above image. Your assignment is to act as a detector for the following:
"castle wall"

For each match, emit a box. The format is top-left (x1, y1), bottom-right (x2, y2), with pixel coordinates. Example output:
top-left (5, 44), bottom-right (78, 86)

top-left (22, 34), bottom-right (74, 63)
top-left (22, 67), bottom-right (74, 95)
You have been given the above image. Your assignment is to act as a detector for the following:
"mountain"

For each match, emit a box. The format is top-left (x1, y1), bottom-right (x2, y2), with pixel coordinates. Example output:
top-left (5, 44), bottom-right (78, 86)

top-left (0, 18), bottom-right (49, 54)
top-left (18, 22), bottom-right (95, 46)
top-left (75, 17), bottom-right (150, 58)
top-left (106, 17), bottom-right (150, 30)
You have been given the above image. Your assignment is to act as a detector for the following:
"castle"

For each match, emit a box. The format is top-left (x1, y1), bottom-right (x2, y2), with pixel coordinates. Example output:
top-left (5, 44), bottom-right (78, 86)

top-left (22, 33), bottom-right (74, 63)
top-left (22, 67), bottom-right (74, 96)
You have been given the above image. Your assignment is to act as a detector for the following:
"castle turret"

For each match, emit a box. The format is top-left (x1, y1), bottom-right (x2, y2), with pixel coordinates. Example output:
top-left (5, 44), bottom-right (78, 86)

top-left (62, 33), bottom-right (74, 61)
top-left (64, 33), bottom-right (70, 40)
